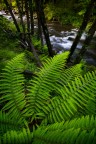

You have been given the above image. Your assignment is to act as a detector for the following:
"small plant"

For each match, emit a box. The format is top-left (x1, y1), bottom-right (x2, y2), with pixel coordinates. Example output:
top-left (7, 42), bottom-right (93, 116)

top-left (0, 52), bottom-right (96, 143)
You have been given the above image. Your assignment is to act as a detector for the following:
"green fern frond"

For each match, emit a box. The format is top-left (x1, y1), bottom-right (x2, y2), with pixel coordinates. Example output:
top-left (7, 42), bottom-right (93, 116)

top-left (41, 71), bottom-right (96, 123)
top-left (27, 52), bottom-right (96, 123)
top-left (33, 115), bottom-right (96, 144)
top-left (0, 111), bottom-right (24, 137)
top-left (26, 52), bottom-right (69, 119)
top-left (86, 95), bottom-right (96, 115)
top-left (56, 63), bottom-right (83, 87)
top-left (1, 128), bottom-right (33, 144)
top-left (0, 53), bottom-right (27, 123)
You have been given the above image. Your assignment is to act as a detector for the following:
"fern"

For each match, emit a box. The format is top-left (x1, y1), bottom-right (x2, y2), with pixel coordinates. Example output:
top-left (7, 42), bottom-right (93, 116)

top-left (0, 52), bottom-right (96, 143)
top-left (33, 115), bottom-right (96, 144)
top-left (0, 53), bottom-right (27, 124)
top-left (56, 63), bottom-right (83, 87)
top-left (26, 52), bottom-right (69, 119)
top-left (40, 71), bottom-right (96, 123)
top-left (86, 93), bottom-right (96, 115)
top-left (26, 52), bottom-right (96, 123)
top-left (0, 111), bottom-right (24, 137)
top-left (1, 128), bottom-right (33, 144)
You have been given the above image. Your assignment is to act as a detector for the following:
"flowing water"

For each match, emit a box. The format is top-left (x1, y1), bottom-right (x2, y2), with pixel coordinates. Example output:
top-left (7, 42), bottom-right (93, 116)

top-left (1, 11), bottom-right (96, 65)
top-left (47, 22), bottom-right (96, 66)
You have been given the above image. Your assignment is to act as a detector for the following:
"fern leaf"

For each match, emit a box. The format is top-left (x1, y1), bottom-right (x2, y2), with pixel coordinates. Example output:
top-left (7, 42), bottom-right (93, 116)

top-left (0, 111), bottom-right (24, 137)
top-left (1, 128), bottom-right (33, 144)
top-left (27, 52), bottom-right (96, 123)
top-left (41, 70), bottom-right (96, 123)
top-left (0, 54), bottom-right (26, 123)
top-left (27, 52), bottom-right (69, 119)
top-left (33, 115), bottom-right (96, 144)
top-left (56, 63), bottom-right (83, 87)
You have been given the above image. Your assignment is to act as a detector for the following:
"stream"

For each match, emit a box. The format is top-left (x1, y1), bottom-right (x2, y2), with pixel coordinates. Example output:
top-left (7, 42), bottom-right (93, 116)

top-left (1, 10), bottom-right (96, 66)
top-left (43, 21), bottom-right (96, 66)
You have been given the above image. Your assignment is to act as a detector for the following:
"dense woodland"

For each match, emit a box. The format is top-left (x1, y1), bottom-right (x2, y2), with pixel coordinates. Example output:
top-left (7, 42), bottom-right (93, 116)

top-left (0, 0), bottom-right (96, 143)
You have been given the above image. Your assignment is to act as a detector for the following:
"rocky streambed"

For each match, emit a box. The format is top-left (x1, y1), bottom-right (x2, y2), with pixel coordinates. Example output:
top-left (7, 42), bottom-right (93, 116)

top-left (47, 22), bottom-right (96, 66)
top-left (0, 10), bottom-right (96, 66)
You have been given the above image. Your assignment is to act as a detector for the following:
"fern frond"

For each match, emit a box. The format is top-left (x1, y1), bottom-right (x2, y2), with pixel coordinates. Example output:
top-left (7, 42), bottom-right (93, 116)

top-left (27, 52), bottom-right (69, 119)
top-left (41, 71), bottom-right (96, 123)
top-left (0, 53), bottom-right (26, 123)
top-left (1, 128), bottom-right (33, 144)
top-left (86, 95), bottom-right (96, 115)
top-left (56, 63), bottom-right (83, 87)
top-left (33, 115), bottom-right (96, 144)
top-left (0, 111), bottom-right (24, 137)
top-left (27, 52), bottom-right (96, 123)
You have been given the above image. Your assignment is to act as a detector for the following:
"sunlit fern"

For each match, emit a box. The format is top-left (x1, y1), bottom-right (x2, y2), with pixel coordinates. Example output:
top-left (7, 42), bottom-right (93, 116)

top-left (33, 115), bottom-right (96, 144)
top-left (1, 128), bottom-right (33, 144)
top-left (0, 111), bottom-right (24, 137)
top-left (0, 53), bottom-right (27, 125)
top-left (0, 52), bottom-right (96, 143)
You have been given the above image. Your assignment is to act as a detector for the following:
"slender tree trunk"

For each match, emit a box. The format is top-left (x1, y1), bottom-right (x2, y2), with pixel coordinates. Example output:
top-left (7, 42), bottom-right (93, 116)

top-left (16, 0), bottom-right (25, 39)
top-left (25, 0), bottom-right (41, 66)
top-left (25, 0), bottom-right (30, 33)
top-left (21, 0), bottom-right (24, 13)
top-left (37, 14), bottom-right (44, 47)
top-left (4, 0), bottom-right (20, 33)
top-left (29, 0), bottom-right (34, 35)
top-left (67, 0), bottom-right (96, 62)
top-left (36, 2), bottom-right (43, 48)
top-left (4, 0), bottom-right (41, 67)
top-left (74, 19), bottom-right (96, 64)
top-left (26, 37), bottom-right (42, 67)
top-left (35, 0), bottom-right (53, 57)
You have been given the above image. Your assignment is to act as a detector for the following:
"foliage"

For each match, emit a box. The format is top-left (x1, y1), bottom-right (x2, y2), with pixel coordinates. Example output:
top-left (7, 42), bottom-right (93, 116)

top-left (0, 54), bottom-right (26, 121)
top-left (0, 49), bottom-right (16, 72)
top-left (0, 15), bottom-right (16, 31)
top-left (33, 115), bottom-right (96, 144)
top-left (44, 0), bottom-right (93, 27)
top-left (0, 0), bottom-right (17, 10)
top-left (0, 16), bottom-right (21, 71)
top-left (0, 0), bottom-right (6, 10)
top-left (0, 52), bottom-right (96, 143)
top-left (44, 4), bottom-right (55, 21)
top-left (0, 16), bottom-right (44, 74)
top-left (44, 3), bottom-right (82, 27)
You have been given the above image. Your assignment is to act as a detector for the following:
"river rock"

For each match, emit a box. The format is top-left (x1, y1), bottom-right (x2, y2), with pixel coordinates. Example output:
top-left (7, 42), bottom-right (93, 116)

top-left (76, 43), bottom-right (82, 49)
top-left (93, 31), bottom-right (96, 37)
top-left (52, 43), bottom-right (65, 52)
top-left (86, 49), bottom-right (96, 59)
top-left (50, 35), bottom-right (56, 42)
top-left (5, 15), bottom-right (12, 20)
top-left (60, 31), bottom-right (70, 37)
top-left (68, 36), bottom-right (75, 41)
top-left (62, 38), bottom-right (68, 43)
top-left (69, 31), bottom-right (76, 36)
top-left (84, 58), bottom-right (96, 66)
top-left (0, 10), bottom-right (6, 15)
top-left (71, 28), bottom-right (78, 32)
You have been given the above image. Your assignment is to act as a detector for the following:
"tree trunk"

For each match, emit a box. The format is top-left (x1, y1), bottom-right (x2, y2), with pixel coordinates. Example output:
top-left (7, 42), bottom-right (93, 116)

top-left (35, 0), bottom-right (53, 57)
top-left (26, 37), bottom-right (42, 67)
top-left (4, 0), bottom-right (21, 33)
top-left (25, 0), bottom-right (30, 33)
top-left (67, 0), bottom-right (96, 62)
top-left (4, 0), bottom-right (41, 67)
top-left (36, 2), bottom-right (43, 48)
top-left (16, 0), bottom-right (25, 39)
top-left (37, 14), bottom-right (44, 48)
top-left (74, 19), bottom-right (96, 64)
top-left (29, 0), bottom-right (34, 35)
